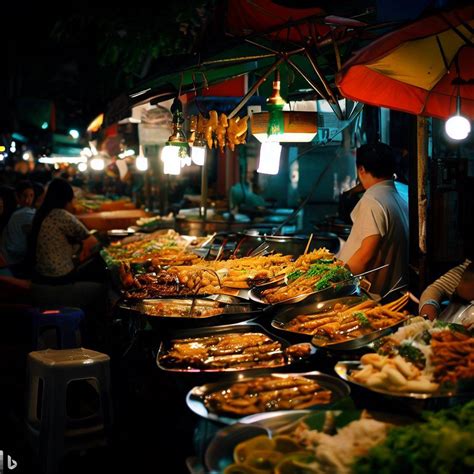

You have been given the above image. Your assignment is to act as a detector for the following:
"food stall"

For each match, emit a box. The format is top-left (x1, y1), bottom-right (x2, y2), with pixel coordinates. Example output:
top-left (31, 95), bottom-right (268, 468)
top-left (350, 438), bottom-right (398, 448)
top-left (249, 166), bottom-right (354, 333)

top-left (98, 216), bottom-right (473, 473)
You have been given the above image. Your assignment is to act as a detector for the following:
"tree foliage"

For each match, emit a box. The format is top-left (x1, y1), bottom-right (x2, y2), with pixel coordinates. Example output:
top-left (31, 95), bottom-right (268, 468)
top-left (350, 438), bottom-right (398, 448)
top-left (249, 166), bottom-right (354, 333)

top-left (51, 2), bottom-right (217, 93)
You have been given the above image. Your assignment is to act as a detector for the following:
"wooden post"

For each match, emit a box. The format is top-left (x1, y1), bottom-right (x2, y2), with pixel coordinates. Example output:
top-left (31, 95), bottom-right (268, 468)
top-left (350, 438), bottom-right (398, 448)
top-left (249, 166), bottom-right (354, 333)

top-left (417, 116), bottom-right (428, 287)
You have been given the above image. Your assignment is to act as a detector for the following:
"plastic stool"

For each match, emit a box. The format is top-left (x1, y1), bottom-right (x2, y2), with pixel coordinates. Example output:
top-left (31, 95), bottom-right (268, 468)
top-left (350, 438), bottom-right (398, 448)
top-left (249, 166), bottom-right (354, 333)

top-left (26, 348), bottom-right (112, 474)
top-left (29, 307), bottom-right (84, 350)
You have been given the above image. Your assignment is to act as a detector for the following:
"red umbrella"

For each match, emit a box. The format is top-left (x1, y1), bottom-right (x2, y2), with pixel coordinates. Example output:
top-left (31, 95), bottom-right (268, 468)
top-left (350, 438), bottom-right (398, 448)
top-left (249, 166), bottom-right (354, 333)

top-left (336, 6), bottom-right (474, 120)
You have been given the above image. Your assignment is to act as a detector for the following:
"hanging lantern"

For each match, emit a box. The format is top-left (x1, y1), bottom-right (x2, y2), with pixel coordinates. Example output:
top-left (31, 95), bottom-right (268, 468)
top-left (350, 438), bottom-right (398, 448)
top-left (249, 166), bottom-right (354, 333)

top-left (161, 97), bottom-right (188, 175)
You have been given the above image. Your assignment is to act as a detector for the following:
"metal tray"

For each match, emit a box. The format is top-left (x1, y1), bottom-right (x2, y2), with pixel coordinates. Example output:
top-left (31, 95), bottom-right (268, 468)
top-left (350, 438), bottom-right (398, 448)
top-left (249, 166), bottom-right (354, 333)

top-left (271, 295), bottom-right (368, 341)
top-left (311, 316), bottom-right (409, 351)
top-left (119, 296), bottom-right (267, 329)
top-left (186, 370), bottom-right (350, 425)
top-left (248, 277), bottom-right (360, 306)
top-left (335, 360), bottom-right (474, 399)
top-left (156, 322), bottom-right (315, 373)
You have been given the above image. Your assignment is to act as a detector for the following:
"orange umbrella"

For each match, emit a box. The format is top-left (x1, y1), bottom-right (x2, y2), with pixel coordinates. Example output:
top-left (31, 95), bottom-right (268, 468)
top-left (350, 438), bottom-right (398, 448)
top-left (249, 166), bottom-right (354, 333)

top-left (336, 6), bottom-right (474, 120)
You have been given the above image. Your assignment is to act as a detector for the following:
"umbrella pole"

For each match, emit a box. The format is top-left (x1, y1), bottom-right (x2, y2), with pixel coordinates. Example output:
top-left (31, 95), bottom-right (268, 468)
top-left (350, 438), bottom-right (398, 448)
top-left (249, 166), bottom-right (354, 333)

top-left (417, 116), bottom-right (428, 287)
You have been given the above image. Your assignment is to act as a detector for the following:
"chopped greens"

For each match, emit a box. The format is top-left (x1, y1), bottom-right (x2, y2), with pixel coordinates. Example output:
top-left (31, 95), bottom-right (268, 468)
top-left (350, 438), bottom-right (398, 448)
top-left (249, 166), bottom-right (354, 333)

top-left (421, 329), bottom-right (432, 345)
top-left (306, 263), bottom-right (332, 278)
top-left (398, 342), bottom-right (426, 367)
top-left (313, 267), bottom-right (352, 291)
top-left (355, 312), bottom-right (370, 326)
top-left (353, 400), bottom-right (474, 474)
top-left (287, 269), bottom-right (303, 281)
top-left (434, 321), bottom-right (470, 336)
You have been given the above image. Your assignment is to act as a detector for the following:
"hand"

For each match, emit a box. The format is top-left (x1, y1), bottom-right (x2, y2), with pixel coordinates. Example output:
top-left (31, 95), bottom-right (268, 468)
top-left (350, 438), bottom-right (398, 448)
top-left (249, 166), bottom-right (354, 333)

top-left (420, 303), bottom-right (439, 321)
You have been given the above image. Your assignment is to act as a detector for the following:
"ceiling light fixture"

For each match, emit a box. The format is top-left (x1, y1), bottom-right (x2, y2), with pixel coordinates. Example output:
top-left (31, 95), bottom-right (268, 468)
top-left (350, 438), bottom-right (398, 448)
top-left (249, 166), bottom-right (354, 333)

top-left (256, 71), bottom-right (285, 175)
top-left (251, 72), bottom-right (318, 144)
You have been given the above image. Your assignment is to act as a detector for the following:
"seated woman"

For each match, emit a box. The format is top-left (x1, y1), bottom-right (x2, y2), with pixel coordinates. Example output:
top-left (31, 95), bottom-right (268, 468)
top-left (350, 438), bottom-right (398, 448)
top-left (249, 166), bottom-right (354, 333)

top-left (1, 182), bottom-right (45, 277)
top-left (29, 178), bottom-right (105, 311)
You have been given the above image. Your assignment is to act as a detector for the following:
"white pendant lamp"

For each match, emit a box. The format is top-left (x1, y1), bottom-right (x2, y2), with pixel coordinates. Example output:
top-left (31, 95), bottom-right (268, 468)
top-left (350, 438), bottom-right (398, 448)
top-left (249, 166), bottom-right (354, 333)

top-left (257, 141), bottom-right (282, 175)
top-left (136, 145), bottom-right (148, 171)
top-left (445, 96), bottom-right (471, 140)
top-left (161, 97), bottom-right (188, 175)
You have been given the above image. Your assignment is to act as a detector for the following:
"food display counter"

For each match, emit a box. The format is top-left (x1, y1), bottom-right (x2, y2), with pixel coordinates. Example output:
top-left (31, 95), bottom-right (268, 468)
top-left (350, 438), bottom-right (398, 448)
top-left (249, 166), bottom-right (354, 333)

top-left (77, 209), bottom-right (151, 231)
top-left (102, 226), bottom-right (473, 474)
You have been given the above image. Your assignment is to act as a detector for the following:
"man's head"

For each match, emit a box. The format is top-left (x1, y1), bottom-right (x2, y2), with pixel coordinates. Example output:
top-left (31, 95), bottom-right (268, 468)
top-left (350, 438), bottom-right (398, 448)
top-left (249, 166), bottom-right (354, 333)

top-left (15, 180), bottom-right (35, 208)
top-left (356, 143), bottom-right (396, 189)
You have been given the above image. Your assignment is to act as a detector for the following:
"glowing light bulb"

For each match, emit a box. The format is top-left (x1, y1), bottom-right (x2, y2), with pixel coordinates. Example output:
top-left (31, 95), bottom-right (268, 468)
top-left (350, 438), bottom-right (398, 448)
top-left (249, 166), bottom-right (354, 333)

top-left (191, 146), bottom-right (206, 166)
top-left (90, 157), bottom-right (105, 171)
top-left (161, 146), bottom-right (181, 175)
top-left (136, 155), bottom-right (148, 171)
top-left (445, 115), bottom-right (471, 140)
top-left (257, 142), bottom-right (282, 175)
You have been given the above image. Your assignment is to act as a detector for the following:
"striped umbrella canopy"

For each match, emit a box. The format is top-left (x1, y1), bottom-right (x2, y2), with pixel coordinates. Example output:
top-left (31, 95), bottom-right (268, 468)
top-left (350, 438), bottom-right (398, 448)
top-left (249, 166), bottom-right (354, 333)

top-left (336, 5), bottom-right (474, 120)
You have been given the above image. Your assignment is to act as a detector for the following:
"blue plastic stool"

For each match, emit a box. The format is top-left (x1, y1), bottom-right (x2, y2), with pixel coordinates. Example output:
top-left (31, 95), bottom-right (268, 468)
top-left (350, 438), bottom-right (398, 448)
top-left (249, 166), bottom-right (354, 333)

top-left (30, 307), bottom-right (85, 350)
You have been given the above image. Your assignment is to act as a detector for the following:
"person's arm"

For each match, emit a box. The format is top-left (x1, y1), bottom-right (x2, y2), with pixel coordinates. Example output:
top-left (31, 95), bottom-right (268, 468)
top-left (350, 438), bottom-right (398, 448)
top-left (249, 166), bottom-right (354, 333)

top-left (79, 234), bottom-right (100, 262)
top-left (419, 259), bottom-right (471, 320)
top-left (345, 234), bottom-right (381, 275)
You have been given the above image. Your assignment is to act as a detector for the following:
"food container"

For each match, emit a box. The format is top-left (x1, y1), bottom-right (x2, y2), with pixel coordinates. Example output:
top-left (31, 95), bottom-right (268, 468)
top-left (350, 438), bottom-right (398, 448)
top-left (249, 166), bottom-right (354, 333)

top-left (248, 276), bottom-right (360, 306)
top-left (186, 370), bottom-right (350, 425)
top-left (119, 295), bottom-right (267, 329)
top-left (271, 296), bottom-right (367, 342)
top-left (156, 322), bottom-right (315, 374)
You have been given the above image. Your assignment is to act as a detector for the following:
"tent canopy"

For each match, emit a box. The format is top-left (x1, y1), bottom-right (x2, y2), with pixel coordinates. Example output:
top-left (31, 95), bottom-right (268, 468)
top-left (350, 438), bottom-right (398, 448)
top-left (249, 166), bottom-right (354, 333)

top-left (105, 1), bottom-right (377, 125)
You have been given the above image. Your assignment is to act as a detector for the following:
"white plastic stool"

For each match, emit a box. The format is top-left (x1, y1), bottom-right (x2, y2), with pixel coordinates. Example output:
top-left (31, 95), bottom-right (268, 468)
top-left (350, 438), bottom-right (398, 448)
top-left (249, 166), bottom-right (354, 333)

top-left (26, 348), bottom-right (112, 474)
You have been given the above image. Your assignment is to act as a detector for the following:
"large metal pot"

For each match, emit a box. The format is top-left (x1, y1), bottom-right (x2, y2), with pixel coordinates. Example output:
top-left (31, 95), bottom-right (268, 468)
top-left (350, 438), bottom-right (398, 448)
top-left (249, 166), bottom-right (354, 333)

top-left (175, 217), bottom-right (248, 237)
top-left (200, 232), bottom-right (340, 260)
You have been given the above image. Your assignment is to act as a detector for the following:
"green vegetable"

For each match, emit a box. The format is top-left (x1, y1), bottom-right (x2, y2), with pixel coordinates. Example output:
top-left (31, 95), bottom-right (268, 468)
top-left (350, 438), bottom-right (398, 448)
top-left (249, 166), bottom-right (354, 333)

top-left (421, 329), bottom-right (432, 345)
top-left (287, 270), bottom-right (303, 281)
top-left (305, 263), bottom-right (332, 278)
top-left (313, 267), bottom-right (352, 291)
top-left (434, 321), bottom-right (471, 336)
top-left (355, 312), bottom-right (370, 327)
top-left (398, 342), bottom-right (426, 367)
top-left (353, 400), bottom-right (474, 474)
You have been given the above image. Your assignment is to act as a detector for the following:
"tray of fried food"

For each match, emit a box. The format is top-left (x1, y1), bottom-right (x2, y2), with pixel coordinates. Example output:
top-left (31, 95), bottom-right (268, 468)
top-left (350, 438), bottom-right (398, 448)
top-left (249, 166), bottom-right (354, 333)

top-left (335, 317), bottom-right (474, 398)
top-left (309, 293), bottom-right (411, 350)
top-left (166, 254), bottom-right (294, 293)
top-left (249, 260), bottom-right (355, 305)
top-left (271, 295), bottom-right (369, 340)
top-left (104, 230), bottom-right (201, 267)
top-left (186, 370), bottom-right (349, 424)
top-left (157, 323), bottom-right (314, 373)
top-left (122, 295), bottom-right (264, 328)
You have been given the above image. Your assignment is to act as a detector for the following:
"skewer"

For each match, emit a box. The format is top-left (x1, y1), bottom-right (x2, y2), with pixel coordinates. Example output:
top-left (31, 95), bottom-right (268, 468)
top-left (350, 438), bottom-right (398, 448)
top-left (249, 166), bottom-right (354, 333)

top-left (303, 233), bottom-right (314, 255)
top-left (199, 232), bottom-right (217, 249)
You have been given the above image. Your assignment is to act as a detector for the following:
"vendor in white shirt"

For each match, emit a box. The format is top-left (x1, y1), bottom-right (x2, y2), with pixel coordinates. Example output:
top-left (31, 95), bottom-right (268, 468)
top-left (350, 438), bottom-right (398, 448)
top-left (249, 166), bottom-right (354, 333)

top-left (338, 143), bottom-right (409, 296)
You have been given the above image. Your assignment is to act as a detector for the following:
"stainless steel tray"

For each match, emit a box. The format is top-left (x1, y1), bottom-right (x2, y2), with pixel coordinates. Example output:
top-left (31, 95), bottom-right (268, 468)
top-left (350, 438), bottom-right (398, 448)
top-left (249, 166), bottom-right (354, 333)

top-left (120, 295), bottom-right (266, 328)
top-left (248, 277), bottom-right (360, 306)
top-left (186, 370), bottom-right (350, 424)
top-left (311, 317), bottom-right (408, 351)
top-left (156, 322), bottom-right (315, 373)
top-left (335, 360), bottom-right (474, 399)
top-left (271, 295), bottom-right (367, 341)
